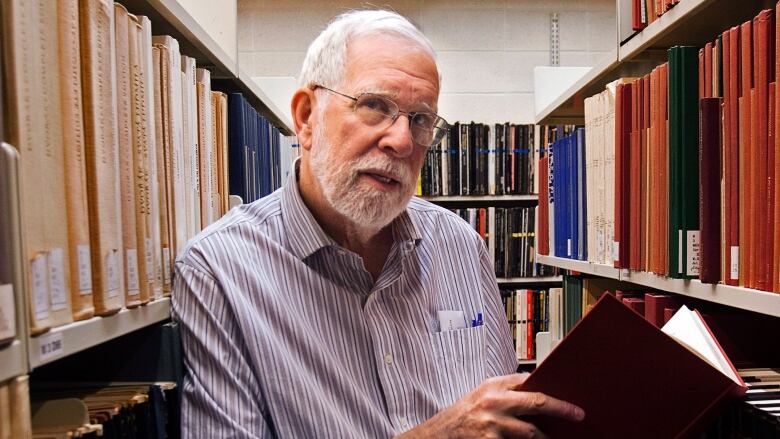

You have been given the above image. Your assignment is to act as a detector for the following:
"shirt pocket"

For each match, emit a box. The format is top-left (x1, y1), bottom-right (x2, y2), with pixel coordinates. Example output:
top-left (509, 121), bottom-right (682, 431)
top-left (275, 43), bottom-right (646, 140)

top-left (429, 324), bottom-right (487, 407)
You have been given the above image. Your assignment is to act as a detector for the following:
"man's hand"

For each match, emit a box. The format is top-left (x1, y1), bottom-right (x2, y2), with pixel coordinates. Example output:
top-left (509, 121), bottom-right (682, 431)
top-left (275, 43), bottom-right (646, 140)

top-left (397, 373), bottom-right (585, 439)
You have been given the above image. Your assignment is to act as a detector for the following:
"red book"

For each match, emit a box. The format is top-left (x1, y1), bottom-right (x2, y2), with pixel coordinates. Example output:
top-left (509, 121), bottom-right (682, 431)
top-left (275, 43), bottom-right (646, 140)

top-left (739, 21), bottom-right (752, 288)
top-left (519, 294), bottom-right (747, 439)
top-left (538, 156), bottom-right (550, 256)
top-left (614, 82), bottom-right (632, 268)
top-left (659, 63), bottom-right (669, 275)
top-left (755, 10), bottom-right (774, 291)
top-left (527, 290), bottom-right (533, 360)
top-left (704, 42), bottom-right (713, 98)
top-left (725, 27), bottom-right (741, 286)
top-left (767, 82), bottom-right (775, 291)
top-left (775, 1), bottom-right (780, 292)
top-left (649, 68), bottom-right (660, 274)
top-left (630, 80), bottom-right (642, 270)
top-left (622, 297), bottom-right (645, 315)
top-left (641, 74), bottom-right (651, 272)
top-left (699, 97), bottom-right (722, 284)
top-left (644, 293), bottom-right (680, 328)
top-left (698, 48), bottom-right (705, 99)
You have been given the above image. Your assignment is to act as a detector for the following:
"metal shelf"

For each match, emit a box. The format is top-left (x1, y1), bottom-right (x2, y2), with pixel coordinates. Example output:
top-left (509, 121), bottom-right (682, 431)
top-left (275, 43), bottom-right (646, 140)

top-left (536, 254), bottom-right (780, 318)
top-left (122, 0), bottom-right (294, 134)
top-left (422, 194), bottom-right (538, 203)
top-left (497, 276), bottom-right (562, 285)
top-left (0, 340), bottom-right (25, 383)
top-left (517, 358), bottom-right (537, 365)
top-left (28, 298), bottom-right (172, 369)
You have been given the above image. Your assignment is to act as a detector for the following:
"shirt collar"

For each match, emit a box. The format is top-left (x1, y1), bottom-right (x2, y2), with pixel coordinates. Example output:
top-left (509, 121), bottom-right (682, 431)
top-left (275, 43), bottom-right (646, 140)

top-left (280, 158), bottom-right (423, 261)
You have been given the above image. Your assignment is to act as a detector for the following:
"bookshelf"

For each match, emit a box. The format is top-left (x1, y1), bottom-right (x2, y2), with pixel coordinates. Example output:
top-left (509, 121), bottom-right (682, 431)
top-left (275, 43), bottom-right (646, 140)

top-left (422, 195), bottom-right (538, 203)
top-left (122, 0), bottom-right (294, 134)
top-left (537, 0), bottom-right (777, 125)
top-left (497, 276), bottom-right (562, 285)
top-left (28, 298), bottom-right (172, 369)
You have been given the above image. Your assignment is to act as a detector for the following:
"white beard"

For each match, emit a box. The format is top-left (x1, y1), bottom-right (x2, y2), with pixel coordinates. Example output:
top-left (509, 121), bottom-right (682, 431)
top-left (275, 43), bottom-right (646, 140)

top-left (308, 124), bottom-right (415, 231)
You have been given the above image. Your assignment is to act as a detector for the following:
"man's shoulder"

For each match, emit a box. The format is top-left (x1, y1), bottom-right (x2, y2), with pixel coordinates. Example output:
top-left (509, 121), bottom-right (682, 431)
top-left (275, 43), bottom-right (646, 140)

top-left (176, 191), bottom-right (284, 268)
top-left (406, 196), bottom-right (477, 237)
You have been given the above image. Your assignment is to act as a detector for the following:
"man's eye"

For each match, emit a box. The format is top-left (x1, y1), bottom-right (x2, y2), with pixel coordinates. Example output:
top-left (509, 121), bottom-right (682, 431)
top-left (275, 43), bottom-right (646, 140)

top-left (360, 97), bottom-right (392, 114)
top-left (412, 113), bottom-right (435, 128)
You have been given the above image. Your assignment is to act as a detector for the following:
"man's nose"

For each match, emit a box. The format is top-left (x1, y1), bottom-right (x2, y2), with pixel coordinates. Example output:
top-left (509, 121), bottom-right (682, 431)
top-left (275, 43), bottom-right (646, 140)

top-left (377, 114), bottom-right (415, 158)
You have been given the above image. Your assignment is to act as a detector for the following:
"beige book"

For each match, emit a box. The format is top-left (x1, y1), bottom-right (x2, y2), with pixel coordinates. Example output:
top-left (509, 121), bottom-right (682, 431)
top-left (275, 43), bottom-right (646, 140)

top-left (152, 36), bottom-right (186, 260)
top-left (9, 375), bottom-right (32, 438)
top-left (0, 382), bottom-right (10, 439)
top-left (604, 80), bottom-right (619, 266)
top-left (0, 143), bottom-right (21, 345)
top-left (196, 68), bottom-right (215, 227)
top-left (182, 56), bottom-right (201, 238)
top-left (3, 0), bottom-right (74, 333)
top-left (58, 0), bottom-right (95, 322)
top-left (151, 46), bottom-right (172, 294)
top-left (114, 3), bottom-right (141, 308)
top-left (127, 14), bottom-right (152, 305)
top-left (210, 91), bottom-right (223, 219)
top-left (219, 93), bottom-right (229, 215)
top-left (79, 0), bottom-right (124, 315)
top-left (138, 16), bottom-right (163, 300)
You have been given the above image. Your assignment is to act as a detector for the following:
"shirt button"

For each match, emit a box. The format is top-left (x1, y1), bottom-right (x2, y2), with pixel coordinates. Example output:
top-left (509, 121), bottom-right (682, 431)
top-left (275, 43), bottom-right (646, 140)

top-left (399, 416), bottom-right (409, 428)
top-left (384, 353), bottom-right (393, 364)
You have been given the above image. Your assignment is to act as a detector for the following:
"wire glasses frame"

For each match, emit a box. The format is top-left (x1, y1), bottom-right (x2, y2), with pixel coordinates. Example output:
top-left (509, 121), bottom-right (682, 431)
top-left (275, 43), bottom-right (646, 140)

top-left (313, 85), bottom-right (449, 148)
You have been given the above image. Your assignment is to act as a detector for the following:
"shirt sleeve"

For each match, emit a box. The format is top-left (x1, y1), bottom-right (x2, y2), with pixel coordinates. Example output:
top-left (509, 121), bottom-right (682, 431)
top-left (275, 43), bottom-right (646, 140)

top-left (476, 239), bottom-right (519, 377)
top-left (172, 261), bottom-right (275, 439)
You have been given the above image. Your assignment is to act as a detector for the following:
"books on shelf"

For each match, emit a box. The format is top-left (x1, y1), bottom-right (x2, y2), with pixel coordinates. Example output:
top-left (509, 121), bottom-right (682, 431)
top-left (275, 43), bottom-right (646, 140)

top-left (0, 0), bottom-right (291, 335)
top-left (418, 122), bottom-right (538, 197)
top-left (520, 292), bottom-right (746, 438)
top-left (0, 375), bottom-right (32, 437)
top-left (501, 289), bottom-right (551, 361)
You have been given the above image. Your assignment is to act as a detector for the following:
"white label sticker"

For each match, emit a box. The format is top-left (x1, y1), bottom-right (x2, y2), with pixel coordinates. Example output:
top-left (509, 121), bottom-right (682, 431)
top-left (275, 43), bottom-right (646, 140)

top-left (77, 244), bottom-right (92, 294)
top-left (596, 231), bottom-right (605, 263)
top-left (126, 249), bottom-right (140, 296)
top-left (730, 246), bottom-right (739, 280)
top-left (162, 247), bottom-right (171, 283)
top-left (48, 248), bottom-right (67, 311)
top-left (687, 230), bottom-right (700, 276)
top-left (31, 254), bottom-right (50, 320)
top-left (678, 230), bottom-right (683, 275)
top-left (38, 331), bottom-right (64, 363)
top-left (106, 251), bottom-right (120, 298)
top-left (0, 284), bottom-right (16, 338)
top-left (145, 238), bottom-right (154, 282)
top-left (613, 241), bottom-right (620, 261)
top-left (567, 239), bottom-right (572, 257)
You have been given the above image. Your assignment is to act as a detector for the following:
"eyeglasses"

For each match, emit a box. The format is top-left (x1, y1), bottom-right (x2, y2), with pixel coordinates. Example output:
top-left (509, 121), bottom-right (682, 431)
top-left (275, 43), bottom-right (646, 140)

top-left (313, 85), bottom-right (449, 148)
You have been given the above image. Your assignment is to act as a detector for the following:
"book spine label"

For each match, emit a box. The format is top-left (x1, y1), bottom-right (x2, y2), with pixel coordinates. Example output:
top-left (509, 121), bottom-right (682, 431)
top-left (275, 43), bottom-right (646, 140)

top-left (48, 248), bottom-right (67, 311)
top-left (145, 238), bottom-right (154, 282)
top-left (106, 251), bottom-right (120, 298)
top-left (31, 254), bottom-right (50, 320)
top-left (77, 244), bottom-right (92, 294)
top-left (730, 246), bottom-right (739, 280)
top-left (686, 230), bottom-right (700, 276)
top-left (126, 249), bottom-right (139, 296)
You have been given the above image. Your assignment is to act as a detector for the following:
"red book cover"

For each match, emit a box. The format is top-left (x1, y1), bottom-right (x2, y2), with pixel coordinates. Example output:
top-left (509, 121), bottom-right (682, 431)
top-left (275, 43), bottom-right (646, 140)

top-left (755, 10), bottom-right (774, 291)
top-left (699, 97), bottom-right (722, 284)
top-left (641, 74), bottom-right (651, 272)
top-left (538, 156), bottom-right (550, 256)
top-left (775, 1), bottom-right (780, 292)
top-left (649, 68), bottom-right (660, 274)
top-left (698, 48), bottom-right (705, 99)
top-left (478, 207), bottom-right (486, 241)
top-left (615, 83), bottom-right (633, 268)
top-left (721, 30), bottom-right (731, 284)
top-left (726, 27), bottom-right (741, 286)
top-left (767, 82), bottom-right (775, 291)
top-left (739, 21), bottom-right (753, 288)
top-left (644, 293), bottom-right (680, 328)
top-left (660, 63), bottom-right (670, 275)
top-left (630, 80), bottom-right (641, 270)
top-left (622, 297), bottom-right (646, 315)
top-left (527, 290), bottom-right (533, 360)
top-left (704, 42), bottom-right (714, 98)
top-left (749, 89), bottom-right (758, 289)
top-left (519, 294), bottom-right (747, 439)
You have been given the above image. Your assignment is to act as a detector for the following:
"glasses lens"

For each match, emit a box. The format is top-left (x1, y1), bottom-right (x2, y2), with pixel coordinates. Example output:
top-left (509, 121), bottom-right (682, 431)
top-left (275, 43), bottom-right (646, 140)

top-left (355, 94), bottom-right (396, 126)
top-left (412, 115), bottom-right (448, 147)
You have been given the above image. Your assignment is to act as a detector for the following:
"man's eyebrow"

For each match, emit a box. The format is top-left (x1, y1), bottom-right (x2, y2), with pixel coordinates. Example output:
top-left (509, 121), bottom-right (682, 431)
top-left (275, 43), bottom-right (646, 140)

top-left (358, 88), bottom-right (436, 112)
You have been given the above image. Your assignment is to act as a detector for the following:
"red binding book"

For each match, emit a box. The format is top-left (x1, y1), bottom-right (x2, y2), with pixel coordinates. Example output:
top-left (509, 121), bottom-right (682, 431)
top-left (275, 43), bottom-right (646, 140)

top-left (519, 293), bottom-right (747, 439)
top-left (699, 97), bottom-right (722, 284)
top-left (538, 156), bottom-right (550, 256)
top-left (614, 82), bottom-right (632, 268)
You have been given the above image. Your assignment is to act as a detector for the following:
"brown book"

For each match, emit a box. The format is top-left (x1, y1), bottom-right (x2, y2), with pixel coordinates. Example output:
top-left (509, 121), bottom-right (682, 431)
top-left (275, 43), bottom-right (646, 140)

top-left (704, 42), bottom-right (713, 98)
top-left (79, 0), bottom-right (124, 315)
top-left (749, 88), bottom-right (758, 289)
top-left (0, 143), bottom-right (20, 346)
top-left (721, 30), bottom-right (731, 284)
top-left (648, 68), bottom-right (659, 274)
top-left (114, 3), bottom-right (140, 308)
top-left (641, 74), bottom-right (650, 272)
top-left (128, 13), bottom-right (153, 305)
top-left (739, 21), bottom-right (752, 288)
top-left (218, 92), bottom-right (229, 215)
top-left (713, 38), bottom-right (721, 98)
top-left (768, 82), bottom-right (776, 290)
top-left (3, 0), bottom-right (74, 332)
top-left (9, 376), bottom-right (32, 437)
top-left (726, 27), bottom-right (741, 286)
top-left (211, 91), bottom-right (224, 219)
top-left (196, 68), bottom-right (215, 228)
top-left (699, 97), bottom-right (722, 284)
top-left (58, 0), bottom-right (95, 322)
top-left (698, 48), bottom-right (705, 99)
top-left (137, 15), bottom-right (163, 300)
top-left (644, 293), bottom-right (680, 328)
top-left (519, 294), bottom-right (747, 439)
top-left (151, 45), bottom-right (172, 295)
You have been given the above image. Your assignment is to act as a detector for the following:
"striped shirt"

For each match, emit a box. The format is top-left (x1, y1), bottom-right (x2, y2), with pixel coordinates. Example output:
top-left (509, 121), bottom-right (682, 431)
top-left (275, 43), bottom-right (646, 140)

top-left (171, 164), bottom-right (517, 438)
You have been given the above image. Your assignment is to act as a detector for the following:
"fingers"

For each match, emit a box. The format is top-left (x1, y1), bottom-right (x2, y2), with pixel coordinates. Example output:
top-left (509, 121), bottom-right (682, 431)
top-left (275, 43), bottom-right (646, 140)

top-left (495, 416), bottom-right (550, 439)
top-left (484, 372), bottom-right (531, 391)
top-left (507, 391), bottom-right (585, 422)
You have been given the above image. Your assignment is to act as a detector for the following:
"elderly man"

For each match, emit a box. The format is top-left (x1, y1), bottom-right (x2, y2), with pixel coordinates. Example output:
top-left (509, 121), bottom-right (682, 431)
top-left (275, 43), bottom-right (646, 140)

top-left (172, 9), bottom-right (584, 438)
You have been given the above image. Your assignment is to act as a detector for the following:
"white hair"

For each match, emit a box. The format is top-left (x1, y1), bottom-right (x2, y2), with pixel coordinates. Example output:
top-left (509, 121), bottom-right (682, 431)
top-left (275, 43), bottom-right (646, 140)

top-left (298, 9), bottom-right (437, 89)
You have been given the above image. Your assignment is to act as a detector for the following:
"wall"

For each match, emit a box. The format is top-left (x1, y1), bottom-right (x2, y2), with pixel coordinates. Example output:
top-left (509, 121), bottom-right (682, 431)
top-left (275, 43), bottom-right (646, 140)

top-left (176, 0), bottom-right (238, 66)
top-left (237, 0), bottom-right (615, 124)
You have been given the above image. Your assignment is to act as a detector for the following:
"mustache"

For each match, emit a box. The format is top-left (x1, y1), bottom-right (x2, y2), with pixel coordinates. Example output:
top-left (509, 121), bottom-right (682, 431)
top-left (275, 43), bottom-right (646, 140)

top-left (349, 155), bottom-right (412, 185)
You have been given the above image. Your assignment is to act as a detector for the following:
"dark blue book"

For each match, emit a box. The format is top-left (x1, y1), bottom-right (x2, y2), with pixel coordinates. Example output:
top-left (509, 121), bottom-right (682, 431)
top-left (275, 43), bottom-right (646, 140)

top-left (227, 93), bottom-right (248, 203)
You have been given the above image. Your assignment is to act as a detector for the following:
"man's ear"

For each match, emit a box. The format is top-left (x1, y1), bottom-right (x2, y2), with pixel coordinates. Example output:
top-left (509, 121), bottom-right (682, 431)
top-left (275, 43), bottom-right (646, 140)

top-left (291, 87), bottom-right (317, 152)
